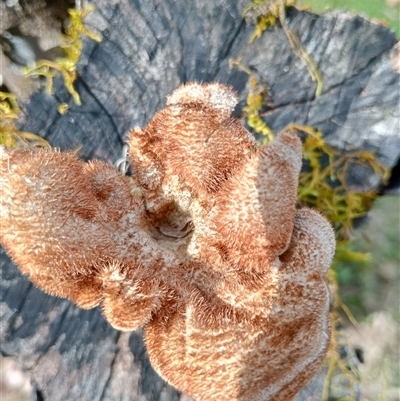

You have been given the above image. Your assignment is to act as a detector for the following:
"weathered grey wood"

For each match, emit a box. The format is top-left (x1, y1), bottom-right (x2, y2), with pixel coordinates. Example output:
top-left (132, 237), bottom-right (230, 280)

top-left (1, 1), bottom-right (399, 400)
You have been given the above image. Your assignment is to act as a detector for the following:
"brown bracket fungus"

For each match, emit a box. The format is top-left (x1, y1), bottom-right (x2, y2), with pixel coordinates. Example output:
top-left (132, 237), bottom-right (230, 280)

top-left (0, 83), bottom-right (335, 401)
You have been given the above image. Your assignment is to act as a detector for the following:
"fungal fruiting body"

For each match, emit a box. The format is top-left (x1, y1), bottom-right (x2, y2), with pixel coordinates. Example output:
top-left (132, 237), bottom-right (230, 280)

top-left (0, 83), bottom-right (335, 400)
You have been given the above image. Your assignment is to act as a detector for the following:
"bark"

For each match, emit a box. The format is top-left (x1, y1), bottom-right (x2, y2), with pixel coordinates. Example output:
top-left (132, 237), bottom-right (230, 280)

top-left (1, 1), bottom-right (398, 400)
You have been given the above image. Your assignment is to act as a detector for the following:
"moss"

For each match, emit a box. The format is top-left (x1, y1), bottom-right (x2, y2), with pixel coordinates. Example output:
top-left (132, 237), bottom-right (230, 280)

top-left (1, 7), bottom-right (101, 150)
top-left (229, 58), bottom-right (275, 143)
top-left (244, 0), bottom-right (296, 41)
top-left (244, 0), bottom-right (323, 97)
top-left (0, 91), bottom-right (50, 149)
top-left (24, 6), bottom-right (101, 106)
top-left (57, 102), bottom-right (69, 114)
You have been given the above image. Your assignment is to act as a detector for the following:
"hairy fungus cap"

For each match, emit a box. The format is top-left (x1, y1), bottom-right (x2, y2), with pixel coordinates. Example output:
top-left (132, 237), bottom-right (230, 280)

top-left (0, 83), bottom-right (335, 401)
top-left (167, 82), bottom-right (238, 112)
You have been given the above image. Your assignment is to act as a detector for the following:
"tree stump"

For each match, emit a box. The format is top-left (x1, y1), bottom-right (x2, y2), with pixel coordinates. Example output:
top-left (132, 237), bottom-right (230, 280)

top-left (0, 1), bottom-right (399, 400)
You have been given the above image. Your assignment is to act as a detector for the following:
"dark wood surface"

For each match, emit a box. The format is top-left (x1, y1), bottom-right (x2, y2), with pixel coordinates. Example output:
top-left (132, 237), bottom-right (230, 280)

top-left (1, 1), bottom-right (399, 400)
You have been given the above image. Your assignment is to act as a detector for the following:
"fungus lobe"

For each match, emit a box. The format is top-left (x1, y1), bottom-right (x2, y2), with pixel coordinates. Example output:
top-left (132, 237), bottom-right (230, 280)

top-left (0, 82), bottom-right (335, 400)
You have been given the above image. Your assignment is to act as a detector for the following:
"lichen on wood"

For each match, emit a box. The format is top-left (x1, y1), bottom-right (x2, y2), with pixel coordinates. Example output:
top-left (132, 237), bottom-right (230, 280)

top-left (244, 0), bottom-right (323, 96)
top-left (0, 91), bottom-right (50, 149)
top-left (23, 6), bottom-right (101, 105)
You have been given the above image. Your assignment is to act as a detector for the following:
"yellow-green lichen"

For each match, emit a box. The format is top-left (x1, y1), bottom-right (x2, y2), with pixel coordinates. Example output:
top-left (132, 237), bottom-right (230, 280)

top-left (57, 103), bottom-right (69, 114)
top-left (244, 0), bottom-right (323, 97)
top-left (0, 92), bottom-right (50, 149)
top-left (290, 123), bottom-right (390, 240)
top-left (229, 58), bottom-right (275, 143)
top-left (292, 126), bottom-right (384, 400)
top-left (244, 0), bottom-right (296, 41)
top-left (292, 123), bottom-right (388, 399)
top-left (1, 6), bottom-right (101, 150)
top-left (24, 6), bottom-right (101, 105)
